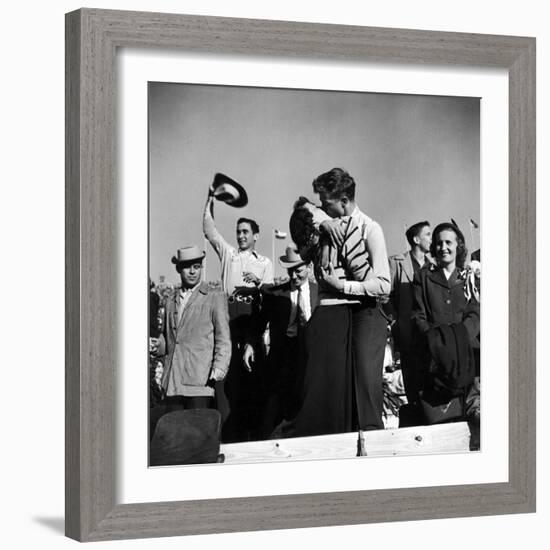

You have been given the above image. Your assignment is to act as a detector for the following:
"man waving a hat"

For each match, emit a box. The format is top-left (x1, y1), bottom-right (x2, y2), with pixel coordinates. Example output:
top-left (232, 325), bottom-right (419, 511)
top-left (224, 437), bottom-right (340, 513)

top-left (203, 173), bottom-right (274, 294)
top-left (203, 174), bottom-right (274, 442)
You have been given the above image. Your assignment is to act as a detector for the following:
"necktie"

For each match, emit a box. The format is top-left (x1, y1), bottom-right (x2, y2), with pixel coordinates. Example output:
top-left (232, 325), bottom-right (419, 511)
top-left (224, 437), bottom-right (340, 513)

top-left (297, 286), bottom-right (308, 326)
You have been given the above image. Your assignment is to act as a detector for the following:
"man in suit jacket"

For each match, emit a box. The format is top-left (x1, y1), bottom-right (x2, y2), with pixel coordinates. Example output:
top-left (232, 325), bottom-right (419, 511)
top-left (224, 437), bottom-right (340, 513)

top-left (386, 221), bottom-right (433, 404)
top-left (243, 246), bottom-right (318, 437)
top-left (150, 245), bottom-right (231, 428)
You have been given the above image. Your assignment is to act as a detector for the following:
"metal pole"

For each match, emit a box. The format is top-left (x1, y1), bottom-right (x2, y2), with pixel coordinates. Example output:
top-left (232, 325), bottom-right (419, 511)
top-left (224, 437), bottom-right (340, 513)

top-left (272, 229), bottom-right (275, 280)
top-left (203, 236), bottom-right (208, 281)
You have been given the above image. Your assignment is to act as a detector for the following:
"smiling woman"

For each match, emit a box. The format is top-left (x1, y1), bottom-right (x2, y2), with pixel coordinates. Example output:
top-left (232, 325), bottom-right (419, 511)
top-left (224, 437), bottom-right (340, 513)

top-left (411, 222), bottom-right (480, 425)
top-left (432, 222), bottom-right (468, 273)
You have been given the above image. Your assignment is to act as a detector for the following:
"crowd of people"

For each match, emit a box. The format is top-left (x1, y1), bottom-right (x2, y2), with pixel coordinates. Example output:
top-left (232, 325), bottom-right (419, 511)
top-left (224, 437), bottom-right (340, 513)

top-left (149, 167), bottom-right (481, 453)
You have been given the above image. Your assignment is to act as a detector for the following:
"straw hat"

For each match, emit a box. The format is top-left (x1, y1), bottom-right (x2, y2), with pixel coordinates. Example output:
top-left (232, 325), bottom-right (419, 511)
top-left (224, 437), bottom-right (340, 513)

top-left (278, 246), bottom-right (306, 269)
top-left (171, 245), bottom-right (205, 265)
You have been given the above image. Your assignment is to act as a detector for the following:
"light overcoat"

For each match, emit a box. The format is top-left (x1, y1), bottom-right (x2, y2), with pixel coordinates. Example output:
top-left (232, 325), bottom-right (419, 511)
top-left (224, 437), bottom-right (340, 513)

top-left (159, 282), bottom-right (231, 397)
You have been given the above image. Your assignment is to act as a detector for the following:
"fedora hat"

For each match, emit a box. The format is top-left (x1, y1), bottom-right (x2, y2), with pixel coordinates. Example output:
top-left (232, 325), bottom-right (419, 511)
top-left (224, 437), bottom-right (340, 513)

top-left (211, 172), bottom-right (248, 208)
top-left (279, 246), bottom-right (306, 269)
top-left (171, 245), bottom-right (205, 265)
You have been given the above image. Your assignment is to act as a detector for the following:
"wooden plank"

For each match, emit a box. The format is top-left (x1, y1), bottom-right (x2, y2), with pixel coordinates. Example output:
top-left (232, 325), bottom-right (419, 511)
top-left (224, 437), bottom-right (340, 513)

top-left (221, 423), bottom-right (471, 464)
top-left (64, 9), bottom-right (82, 542)
top-left (508, 41), bottom-right (537, 511)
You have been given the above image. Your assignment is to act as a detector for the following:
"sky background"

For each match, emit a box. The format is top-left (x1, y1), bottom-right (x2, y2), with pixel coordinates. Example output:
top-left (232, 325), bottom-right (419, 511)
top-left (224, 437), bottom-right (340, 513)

top-left (149, 83), bottom-right (480, 283)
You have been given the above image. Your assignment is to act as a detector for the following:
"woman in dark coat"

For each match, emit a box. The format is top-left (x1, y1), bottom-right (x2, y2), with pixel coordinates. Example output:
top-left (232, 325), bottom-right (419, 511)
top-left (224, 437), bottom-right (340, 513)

top-left (411, 222), bottom-right (480, 418)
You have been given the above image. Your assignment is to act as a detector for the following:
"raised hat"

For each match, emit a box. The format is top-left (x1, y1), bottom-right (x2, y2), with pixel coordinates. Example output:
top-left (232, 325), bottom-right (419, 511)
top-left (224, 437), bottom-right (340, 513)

top-left (279, 246), bottom-right (307, 269)
top-left (171, 245), bottom-right (205, 265)
top-left (211, 172), bottom-right (248, 208)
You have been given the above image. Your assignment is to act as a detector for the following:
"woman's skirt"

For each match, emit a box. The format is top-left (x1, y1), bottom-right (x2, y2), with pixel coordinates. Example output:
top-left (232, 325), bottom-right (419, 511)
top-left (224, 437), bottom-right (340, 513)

top-left (293, 304), bottom-right (354, 437)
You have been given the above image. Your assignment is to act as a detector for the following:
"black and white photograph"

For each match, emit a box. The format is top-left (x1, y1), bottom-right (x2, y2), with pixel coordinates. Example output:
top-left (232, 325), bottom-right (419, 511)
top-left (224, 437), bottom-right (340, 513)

top-left (4, 0), bottom-right (543, 546)
top-left (148, 82), bottom-right (481, 467)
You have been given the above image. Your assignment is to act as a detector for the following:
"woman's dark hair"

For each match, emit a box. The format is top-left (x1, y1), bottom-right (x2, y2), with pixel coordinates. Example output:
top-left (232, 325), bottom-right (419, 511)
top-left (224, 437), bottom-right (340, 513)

top-left (430, 222), bottom-right (468, 269)
top-left (289, 197), bottom-right (316, 248)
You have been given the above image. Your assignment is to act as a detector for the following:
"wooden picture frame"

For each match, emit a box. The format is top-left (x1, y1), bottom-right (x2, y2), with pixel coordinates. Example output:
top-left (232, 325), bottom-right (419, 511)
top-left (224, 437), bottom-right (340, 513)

top-left (65, 8), bottom-right (536, 542)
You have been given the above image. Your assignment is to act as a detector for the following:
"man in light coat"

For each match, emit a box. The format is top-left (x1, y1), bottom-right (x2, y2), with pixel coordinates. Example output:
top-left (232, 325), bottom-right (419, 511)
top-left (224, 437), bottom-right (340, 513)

top-left (151, 245), bottom-right (231, 421)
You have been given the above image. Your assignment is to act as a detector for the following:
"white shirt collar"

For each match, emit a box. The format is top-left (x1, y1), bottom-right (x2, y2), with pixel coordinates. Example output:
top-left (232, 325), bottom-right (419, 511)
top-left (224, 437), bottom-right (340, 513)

top-left (238, 248), bottom-right (258, 258)
top-left (179, 282), bottom-right (199, 296)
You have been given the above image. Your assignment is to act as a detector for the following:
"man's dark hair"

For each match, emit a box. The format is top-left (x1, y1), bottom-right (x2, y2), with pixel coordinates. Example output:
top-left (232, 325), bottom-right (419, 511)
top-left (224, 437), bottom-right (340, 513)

top-left (430, 222), bottom-right (468, 269)
top-left (237, 217), bottom-right (260, 234)
top-left (405, 221), bottom-right (430, 248)
top-left (312, 167), bottom-right (356, 201)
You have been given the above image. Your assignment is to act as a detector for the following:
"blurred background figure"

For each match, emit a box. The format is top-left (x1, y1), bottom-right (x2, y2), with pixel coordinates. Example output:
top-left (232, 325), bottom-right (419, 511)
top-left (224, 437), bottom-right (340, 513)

top-left (385, 220), bottom-right (433, 410)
